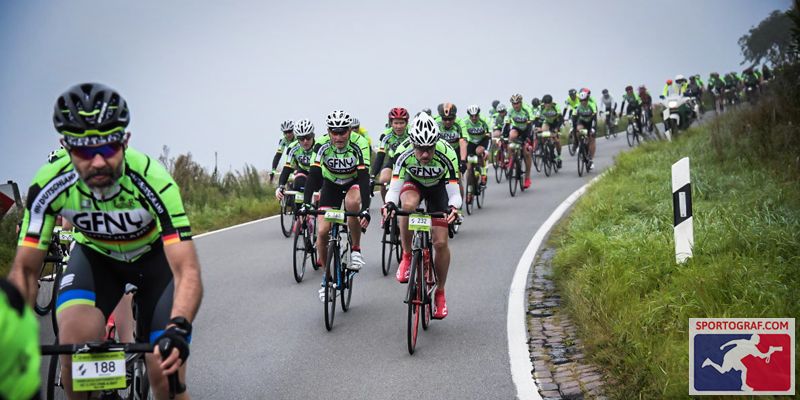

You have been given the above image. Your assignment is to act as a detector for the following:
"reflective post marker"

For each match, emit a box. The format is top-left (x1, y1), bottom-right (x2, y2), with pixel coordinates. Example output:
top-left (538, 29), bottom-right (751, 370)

top-left (672, 158), bottom-right (693, 263)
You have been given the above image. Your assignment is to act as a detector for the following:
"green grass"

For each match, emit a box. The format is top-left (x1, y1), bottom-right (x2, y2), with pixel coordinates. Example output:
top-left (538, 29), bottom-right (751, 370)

top-left (549, 84), bottom-right (800, 398)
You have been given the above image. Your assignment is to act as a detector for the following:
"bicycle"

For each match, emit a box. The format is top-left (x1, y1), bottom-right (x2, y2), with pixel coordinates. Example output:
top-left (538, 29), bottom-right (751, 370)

top-left (279, 189), bottom-right (297, 238)
top-left (538, 130), bottom-right (558, 177)
top-left (287, 190), bottom-right (318, 283)
top-left (491, 137), bottom-right (507, 183)
top-left (381, 212), bottom-right (402, 276)
top-left (507, 138), bottom-right (531, 196)
top-left (42, 284), bottom-right (185, 400)
top-left (576, 129), bottom-right (592, 177)
top-left (625, 112), bottom-right (642, 147)
top-left (391, 209), bottom-right (453, 355)
top-left (35, 227), bottom-right (72, 336)
top-left (302, 208), bottom-right (361, 331)
top-left (464, 154), bottom-right (485, 215)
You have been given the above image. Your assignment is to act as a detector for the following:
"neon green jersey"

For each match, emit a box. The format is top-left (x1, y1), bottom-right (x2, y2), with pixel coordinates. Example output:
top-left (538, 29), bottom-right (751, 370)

top-left (0, 280), bottom-right (40, 400)
top-left (310, 132), bottom-right (371, 184)
top-left (284, 140), bottom-right (315, 173)
top-left (437, 120), bottom-right (467, 152)
top-left (460, 115), bottom-right (492, 144)
top-left (507, 104), bottom-right (536, 129)
top-left (390, 139), bottom-right (459, 187)
top-left (540, 103), bottom-right (562, 124)
top-left (379, 126), bottom-right (409, 159)
top-left (18, 147), bottom-right (193, 262)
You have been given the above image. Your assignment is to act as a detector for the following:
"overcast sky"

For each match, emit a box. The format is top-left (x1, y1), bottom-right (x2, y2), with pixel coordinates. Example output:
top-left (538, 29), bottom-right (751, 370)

top-left (0, 0), bottom-right (792, 186)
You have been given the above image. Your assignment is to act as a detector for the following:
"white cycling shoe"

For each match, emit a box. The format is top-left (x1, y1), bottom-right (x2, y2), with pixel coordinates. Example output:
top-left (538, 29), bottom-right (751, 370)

top-left (348, 251), bottom-right (365, 271)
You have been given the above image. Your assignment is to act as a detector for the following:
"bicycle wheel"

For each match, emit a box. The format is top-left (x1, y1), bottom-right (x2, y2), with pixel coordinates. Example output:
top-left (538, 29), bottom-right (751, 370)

top-left (626, 124), bottom-right (635, 147)
top-left (421, 248), bottom-right (434, 331)
top-left (476, 179), bottom-right (484, 209)
top-left (493, 149), bottom-right (504, 183)
top-left (393, 221), bottom-right (402, 263)
top-left (518, 156), bottom-right (527, 193)
top-left (279, 200), bottom-right (292, 238)
top-left (292, 226), bottom-right (306, 283)
top-left (35, 262), bottom-right (55, 316)
top-left (127, 355), bottom-right (153, 400)
top-left (508, 152), bottom-right (517, 197)
top-left (465, 171), bottom-right (474, 215)
top-left (532, 144), bottom-right (542, 173)
top-left (381, 221), bottom-right (394, 276)
top-left (46, 353), bottom-right (67, 400)
top-left (567, 132), bottom-right (576, 156)
top-left (577, 144), bottom-right (585, 177)
top-left (543, 146), bottom-right (552, 177)
top-left (340, 245), bottom-right (353, 312)
top-left (324, 242), bottom-right (337, 331)
top-left (407, 251), bottom-right (422, 355)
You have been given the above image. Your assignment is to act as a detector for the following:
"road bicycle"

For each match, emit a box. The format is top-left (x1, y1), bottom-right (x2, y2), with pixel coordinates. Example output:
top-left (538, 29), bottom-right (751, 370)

top-left (391, 209), bottom-right (453, 355)
top-left (625, 112), bottom-right (643, 147)
top-left (507, 138), bottom-right (531, 197)
top-left (463, 154), bottom-right (486, 215)
top-left (35, 227), bottom-right (73, 336)
top-left (286, 190), bottom-right (318, 283)
top-left (302, 208), bottom-right (361, 331)
top-left (576, 129), bottom-right (592, 177)
top-left (491, 137), bottom-right (507, 183)
top-left (603, 111), bottom-right (618, 139)
top-left (536, 130), bottom-right (559, 178)
top-left (381, 212), bottom-right (402, 276)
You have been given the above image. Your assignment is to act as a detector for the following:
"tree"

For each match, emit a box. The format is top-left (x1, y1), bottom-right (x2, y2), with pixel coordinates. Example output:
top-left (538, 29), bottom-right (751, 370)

top-left (790, 0), bottom-right (800, 60)
top-left (738, 8), bottom-right (796, 66)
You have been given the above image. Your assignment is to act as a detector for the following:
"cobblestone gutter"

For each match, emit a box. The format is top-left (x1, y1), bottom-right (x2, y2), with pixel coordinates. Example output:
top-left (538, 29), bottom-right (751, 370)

top-left (526, 248), bottom-right (610, 400)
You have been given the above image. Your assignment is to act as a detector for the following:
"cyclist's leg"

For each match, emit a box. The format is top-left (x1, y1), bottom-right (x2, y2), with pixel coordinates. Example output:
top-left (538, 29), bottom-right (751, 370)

top-left (521, 126), bottom-right (533, 179)
top-left (316, 181), bottom-right (346, 268)
top-left (476, 137), bottom-right (489, 181)
top-left (589, 123), bottom-right (597, 160)
top-left (508, 127), bottom-right (520, 162)
top-left (398, 182), bottom-right (422, 254)
top-left (344, 182), bottom-right (362, 249)
top-left (111, 294), bottom-right (135, 343)
top-left (56, 244), bottom-right (124, 397)
top-left (422, 183), bottom-right (451, 289)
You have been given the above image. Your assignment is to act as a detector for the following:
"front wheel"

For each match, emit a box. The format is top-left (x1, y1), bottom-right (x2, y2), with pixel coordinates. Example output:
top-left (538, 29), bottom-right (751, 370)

top-left (279, 200), bottom-right (293, 238)
top-left (577, 144), bottom-right (585, 177)
top-left (292, 226), bottom-right (307, 283)
top-left (324, 242), bottom-right (337, 331)
top-left (407, 252), bottom-right (422, 355)
top-left (567, 132), bottom-right (576, 156)
top-left (508, 152), bottom-right (517, 197)
top-left (381, 221), bottom-right (394, 276)
top-left (626, 124), bottom-right (635, 147)
top-left (493, 148), bottom-right (504, 183)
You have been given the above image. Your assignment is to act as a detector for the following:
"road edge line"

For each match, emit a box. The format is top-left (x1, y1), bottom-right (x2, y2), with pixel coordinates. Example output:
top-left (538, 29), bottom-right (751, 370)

top-left (507, 172), bottom-right (608, 400)
top-left (194, 215), bottom-right (280, 239)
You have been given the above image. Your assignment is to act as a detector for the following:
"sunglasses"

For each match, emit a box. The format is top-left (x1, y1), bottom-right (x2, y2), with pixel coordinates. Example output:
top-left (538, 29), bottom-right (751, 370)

top-left (442, 117), bottom-right (455, 122)
top-left (414, 145), bottom-right (435, 153)
top-left (299, 136), bottom-right (314, 141)
top-left (329, 128), bottom-right (349, 135)
top-left (69, 142), bottom-right (124, 160)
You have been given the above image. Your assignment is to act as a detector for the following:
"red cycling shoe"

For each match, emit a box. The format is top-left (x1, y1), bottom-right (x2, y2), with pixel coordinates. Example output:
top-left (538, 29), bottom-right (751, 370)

top-left (396, 252), bottom-right (411, 283)
top-left (433, 289), bottom-right (448, 319)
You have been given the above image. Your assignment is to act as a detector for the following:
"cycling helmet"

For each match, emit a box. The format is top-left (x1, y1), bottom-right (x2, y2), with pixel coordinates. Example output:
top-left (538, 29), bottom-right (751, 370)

top-left (675, 74), bottom-right (686, 82)
top-left (350, 117), bottom-right (360, 128)
top-left (531, 98), bottom-right (541, 108)
top-left (491, 100), bottom-right (500, 109)
top-left (542, 94), bottom-right (553, 104)
top-left (409, 113), bottom-right (439, 146)
top-left (711, 72), bottom-right (719, 78)
top-left (638, 85), bottom-right (647, 92)
top-left (466, 104), bottom-right (480, 116)
top-left (388, 107), bottom-right (409, 120)
top-left (602, 89), bottom-right (609, 95)
top-left (280, 119), bottom-right (294, 132)
top-left (325, 110), bottom-right (352, 129)
top-left (422, 107), bottom-right (432, 116)
top-left (578, 90), bottom-right (589, 101)
top-left (496, 103), bottom-right (507, 112)
top-left (53, 83), bottom-right (130, 146)
top-left (510, 94), bottom-right (523, 104)
top-left (625, 85), bottom-right (633, 92)
top-left (568, 88), bottom-right (577, 97)
top-left (667, 79), bottom-right (673, 85)
top-left (294, 119), bottom-right (315, 137)
top-left (438, 102), bottom-right (457, 118)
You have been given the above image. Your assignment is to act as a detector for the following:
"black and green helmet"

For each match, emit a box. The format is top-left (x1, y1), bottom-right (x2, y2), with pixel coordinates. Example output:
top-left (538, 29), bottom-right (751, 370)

top-left (53, 83), bottom-right (130, 146)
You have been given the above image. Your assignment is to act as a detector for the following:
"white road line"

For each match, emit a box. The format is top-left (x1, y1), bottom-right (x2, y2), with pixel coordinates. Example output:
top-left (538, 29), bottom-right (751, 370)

top-left (507, 173), bottom-right (607, 400)
top-left (194, 214), bottom-right (280, 239)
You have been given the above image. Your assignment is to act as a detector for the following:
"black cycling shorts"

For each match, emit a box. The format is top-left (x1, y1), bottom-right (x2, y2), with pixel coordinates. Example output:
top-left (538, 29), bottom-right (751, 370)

top-left (467, 138), bottom-right (490, 156)
top-left (318, 179), bottom-right (359, 209)
top-left (399, 179), bottom-right (449, 215)
top-left (510, 124), bottom-right (533, 142)
top-left (56, 241), bottom-right (175, 343)
top-left (542, 120), bottom-right (562, 132)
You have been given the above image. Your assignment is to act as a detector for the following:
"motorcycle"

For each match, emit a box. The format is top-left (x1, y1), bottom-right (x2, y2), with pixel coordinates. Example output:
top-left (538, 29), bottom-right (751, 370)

top-left (660, 95), bottom-right (697, 139)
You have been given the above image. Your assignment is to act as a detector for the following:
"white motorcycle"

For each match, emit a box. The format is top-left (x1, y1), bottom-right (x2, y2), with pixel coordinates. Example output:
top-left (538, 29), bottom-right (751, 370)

top-left (660, 94), bottom-right (697, 139)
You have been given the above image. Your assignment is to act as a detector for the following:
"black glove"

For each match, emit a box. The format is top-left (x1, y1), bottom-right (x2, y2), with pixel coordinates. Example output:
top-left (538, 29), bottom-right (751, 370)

top-left (297, 203), bottom-right (314, 216)
top-left (459, 159), bottom-right (467, 174)
top-left (156, 320), bottom-right (191, 363)
top-left (384, 202), bottom-right (398, 213)
top-left (359, 209), bottom-right (371, 223)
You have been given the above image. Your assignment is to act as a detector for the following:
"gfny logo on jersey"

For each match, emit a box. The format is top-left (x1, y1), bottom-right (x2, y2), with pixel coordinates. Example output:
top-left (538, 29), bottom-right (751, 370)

top-left (62, 208), bottom-right (154, 235)
top-left (467, 126), bottom-right (486, 135)
top-left (296, 154), bottom-right (311, 166)
top-left (440, 130), bottom-right (460, 142)
top-left (324, 156), bottom-right (357, 173)
top-left (408, 165), bottom-right (443, 178)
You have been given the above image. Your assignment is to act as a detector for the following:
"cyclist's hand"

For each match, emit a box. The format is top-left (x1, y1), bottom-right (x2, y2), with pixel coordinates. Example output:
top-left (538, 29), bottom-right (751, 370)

top-left (269, 172), bottom-right (275, 184)
top-left (275, 186), bottom-right (285, 201)
top-left (383, 201), bottom-right (397, 217)
top-left (358, 209), bottom-right (371, 229)
top-left (155, 325), bottom-right (191, 375)
top-left (297, 204), bottom-right (313, 216)
top-left (446, 206), bottom-right (459, 225)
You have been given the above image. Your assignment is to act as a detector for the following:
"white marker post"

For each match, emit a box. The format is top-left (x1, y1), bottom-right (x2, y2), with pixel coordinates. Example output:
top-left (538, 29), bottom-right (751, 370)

top-left (671, 158), bottom-right (693, 263)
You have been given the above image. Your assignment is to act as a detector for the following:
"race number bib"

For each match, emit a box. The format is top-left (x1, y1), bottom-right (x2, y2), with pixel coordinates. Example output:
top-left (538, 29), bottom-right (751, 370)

top-left (408, 214), bottom-right (432, 232)
top-left (324, 209), bottom-right (345, 224)
top-left (71, 351), bottom-right (126, 391)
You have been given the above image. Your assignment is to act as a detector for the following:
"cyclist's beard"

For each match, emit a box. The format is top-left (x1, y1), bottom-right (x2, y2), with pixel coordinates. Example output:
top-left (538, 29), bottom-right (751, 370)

top-left (81, 163), bottom-right (123, 195)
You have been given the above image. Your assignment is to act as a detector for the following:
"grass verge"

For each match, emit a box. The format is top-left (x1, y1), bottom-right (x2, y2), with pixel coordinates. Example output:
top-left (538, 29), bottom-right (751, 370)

top-left (549, 67), bottom-right (800, 399)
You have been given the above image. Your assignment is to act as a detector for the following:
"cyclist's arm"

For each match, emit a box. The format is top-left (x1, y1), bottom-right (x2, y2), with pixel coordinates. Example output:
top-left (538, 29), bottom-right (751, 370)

top-left (303, 165), bottom-right (322, 205)
top-left (8, 247), bottom-right (47, 306)
top-left (385, 153), bottom-right (406, 205)
top-left (163, 240), bottom-right (203, 321)
top-left (371, 150), bottom-right (386, 178)
top-left (443, 145), bottom-right (462, 209)
top-left (356, 136), bottom-right (372, 211)
top-left (270, 147), bottom-right (283, 174)
top-left (277, 163), bottom-right (294, 187)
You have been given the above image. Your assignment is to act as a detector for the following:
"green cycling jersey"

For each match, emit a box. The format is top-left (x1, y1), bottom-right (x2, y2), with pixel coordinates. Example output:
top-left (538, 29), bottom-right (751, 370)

top-left (437, 120), bottom-right (467, 151)
top-left (310, 132), bottom-right (371, 185)
top-left (0, 280), bottom-right (40, 400)
top-left (379, 126), bottom-right (409, 160)
top-left (575, 102), bottom-right (596, 122)
top-left (284, 140), bottom-right (314, 174)
top-left (539, 104), bottom-right (562, 124)
top-left (18, 147), bottom-right (192, 262)
top-left (507, 104), bottom-right (537, 129)
top-left (460, 115), bottom-right (492, 144)
top-left (621, 93), bottom-right (641, 108)
top-left (390, 139), bottom-right (459, 188)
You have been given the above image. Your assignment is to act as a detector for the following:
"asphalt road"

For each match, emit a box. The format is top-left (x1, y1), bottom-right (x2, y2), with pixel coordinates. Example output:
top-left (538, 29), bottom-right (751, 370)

top-left (38, 134), bottom-right (634, 399)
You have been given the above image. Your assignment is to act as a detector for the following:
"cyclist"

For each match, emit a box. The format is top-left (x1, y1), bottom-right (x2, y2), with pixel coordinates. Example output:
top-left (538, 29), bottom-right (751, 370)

top-left (600, 89), bottom-right (617, 129)
top-left (372, 107), bottom-right (410, 200)
top-left (663, 75), bottom-right (688, 97)
top-left (383, 113), bottom-right (461, 319)
top-left (507, 94), bottom-right (536, 189)
top-left (436, 103), bottom-right (468, 176)
top-left (0, 279), bottom-right (40, 400)
top-left (270, 120), bottom-right (295, 184)
top-left (299, 110), bottom-right (371, 299)
top-left (707, 72), bottom-right (726, 112)
top-left (563, 88), bottom-right (580, 132)
top-left (574, 89), bottom-right (598, 169)
top-left (275, 119), bottom-right (316, 205)
top-left (489, 99), bottom-right (500, 120)
top-left (619, 85), bottom-right (643, 133)
top-left (350, 117), bottom-right (372, 148)
top-left (538, 95), bottom-right (564, 168)
top-left (638, 86), bottom-right (654, 129)
top-left (461, 104), bottom-right (491, 191)
top-left (530, 97), bottom-right (543, 128)
top-left (8, 83), bottom-right (202, 399)
top-left (742, 67), bottom-right (761, 95)
top-left (492, 103), bottom-right (509, 139)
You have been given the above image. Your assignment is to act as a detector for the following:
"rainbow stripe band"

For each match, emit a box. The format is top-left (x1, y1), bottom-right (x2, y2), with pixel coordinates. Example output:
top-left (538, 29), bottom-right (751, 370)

top-left (162, 233), bottom-right (180, 246)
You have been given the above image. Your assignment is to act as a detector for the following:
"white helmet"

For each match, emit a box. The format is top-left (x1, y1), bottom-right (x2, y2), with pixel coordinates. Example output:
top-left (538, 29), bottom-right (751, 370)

top-left (409, 113), bottom-right (439, 147)
top-left (496, 103), bottom-right (507, 112)
top-left (578, 90), bottom-right (589, 100)
top-left (280, 120), bottom-right (294, 132)
top-left (675, 74), bottom-right (686, 82)
top-left (294, 119), bottom-right (314, 137)
top-left (325, 110), bottom-right (351, 129)
top-left (466, 104), bottom-right (480, 116)
top-left (350, 117), bottom-right (360, 128)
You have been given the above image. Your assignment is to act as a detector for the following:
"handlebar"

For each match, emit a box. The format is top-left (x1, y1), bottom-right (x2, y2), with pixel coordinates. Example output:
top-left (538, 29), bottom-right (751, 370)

top-left (41, 341), bottom-right (154, 355)
top-left (387, 209), bottom-right (456, 238)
